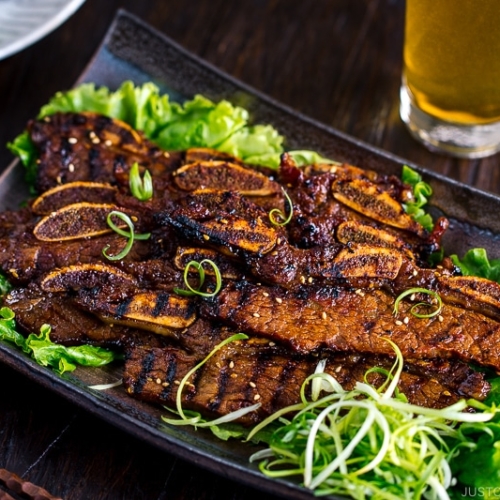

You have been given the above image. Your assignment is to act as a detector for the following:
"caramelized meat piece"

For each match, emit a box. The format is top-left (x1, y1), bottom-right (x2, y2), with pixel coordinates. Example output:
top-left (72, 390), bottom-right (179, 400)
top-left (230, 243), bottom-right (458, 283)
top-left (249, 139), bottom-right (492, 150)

top-left (123, 340), bottom-right (489, 426)
top-left (201, 281), bottom-right (500, 372)
top-left (29, 112), bottom-right (183, 193)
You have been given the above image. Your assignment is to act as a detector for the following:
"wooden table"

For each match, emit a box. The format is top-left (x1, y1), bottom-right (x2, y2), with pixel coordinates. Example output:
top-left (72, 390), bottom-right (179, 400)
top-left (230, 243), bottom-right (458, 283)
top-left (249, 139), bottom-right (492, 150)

top-left (0, 1), bottom-right (498, 498)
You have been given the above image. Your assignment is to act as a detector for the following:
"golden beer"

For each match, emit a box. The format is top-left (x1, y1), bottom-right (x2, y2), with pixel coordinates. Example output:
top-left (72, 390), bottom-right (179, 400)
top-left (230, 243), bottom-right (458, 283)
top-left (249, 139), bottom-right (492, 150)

top-left (401, 0), bottom-right (500, 157)
top-left (404, 0), bottom-right (500, 124)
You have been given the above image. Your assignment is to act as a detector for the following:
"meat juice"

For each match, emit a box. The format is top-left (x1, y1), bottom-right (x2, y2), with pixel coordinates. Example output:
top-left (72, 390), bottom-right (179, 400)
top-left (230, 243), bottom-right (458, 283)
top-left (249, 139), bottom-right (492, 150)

top-left (403, 0), bottom-right (500, 124)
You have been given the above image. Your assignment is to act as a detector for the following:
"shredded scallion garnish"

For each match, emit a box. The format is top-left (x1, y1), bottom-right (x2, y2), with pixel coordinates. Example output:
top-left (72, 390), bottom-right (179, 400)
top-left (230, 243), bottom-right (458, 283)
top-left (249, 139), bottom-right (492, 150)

top-left (393, 287), bottom-right (443, 319)
top-left (129, 162), bottom-right (153, 201)
top-left (88, 379), bottom-right (123, 391)
top-left (102, 210), bottom-right (151, 261)
top-left (173, 259), bottom-right (222, 298)
top-left (269, 188), bottom-right (293, 226)
top-left (247, 340), bottom-right (497, 499)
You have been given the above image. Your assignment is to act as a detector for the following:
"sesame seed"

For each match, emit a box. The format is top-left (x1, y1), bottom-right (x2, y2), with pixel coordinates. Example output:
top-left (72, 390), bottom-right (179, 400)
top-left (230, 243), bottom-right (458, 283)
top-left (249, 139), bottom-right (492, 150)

top-left (43, 116), bottom-right (51, 122)
top-left (355, 289), bottom-right (365, 297)
top-left (147, 377), bottom-right (153, 382)
top-left (162, 382), bottom-right (169, 387)
top-left (220, 218), bottom-right (229, 224)
top-left (322, 311), bottom-right (327, 320)
top-left (203, 234), bottom-right (210, 241)
top-left (275, 297), bottom-right (283, 304)
top-left (410, 294), bottom-right (416, 301)
top-left (131, 215), bottom-right (138, 222)
top-left (56, 175), bottom-right (62, 185)
top-left (307, 277), bottom-right (313, 283)
top-left (89, 131), bottom-right (97, 139)
top-left (104, 139), bottom-right (112, 147)
top-left (300, 276), bottom-right (306, 284)
top-left (254, 394), bottom-right (261, 401)
top-left (229, 361), bottom-right (235, 369)
top-left (395, 320), bottom-right (403, 326)
top-left (164, 152), bottom-right (170, 158)
top-left (253, 312), bottom-right (261, 318)
top-left (230, 373), bottom-right (238, 378)
top-left (91, 137), bottom-right (101, 144)
top-left (263, 292), bottom-right (269, 297)
top-left (442, 390), bottom-right (451, 396)
top-left (8, 269), bottom-right (19, 278)
top-left (271, 251), bottom-right (278, 256)
top-left (277, 238), bottom-right (282, 245)
top-left (335, 365), bottom-right (342, 373)
top-left (403, 316), bottom-right (409, 324)
top-left (68, 137), bottom-right (77, 144)
top-left (412, 269), bottom-right (418, 276)
top-left (68, 163), bottom-right (75, 172)
top-left (174, 380), bottom-right (180, 385)
top-left (249, 382), bottom-right (256, 388)
top-left (156, 378), bottom-right (162, 384)
top-left (268, 342), bottom-right (276, 347)
top-left (438, 315), bottom-right (444, 322)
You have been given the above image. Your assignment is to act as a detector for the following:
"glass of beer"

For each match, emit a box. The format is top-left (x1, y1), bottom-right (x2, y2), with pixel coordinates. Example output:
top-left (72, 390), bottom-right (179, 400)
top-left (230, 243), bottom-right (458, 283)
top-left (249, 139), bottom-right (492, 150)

top-left (400, 1), bottom-right (500, 158)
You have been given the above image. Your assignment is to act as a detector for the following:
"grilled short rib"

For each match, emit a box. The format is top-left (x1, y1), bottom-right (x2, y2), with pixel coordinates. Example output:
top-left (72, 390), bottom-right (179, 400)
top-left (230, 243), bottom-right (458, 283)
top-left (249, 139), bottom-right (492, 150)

top-left (123, 340), bottom-right (489, 426)
top-left (2, 111), bottom-right (499, 426)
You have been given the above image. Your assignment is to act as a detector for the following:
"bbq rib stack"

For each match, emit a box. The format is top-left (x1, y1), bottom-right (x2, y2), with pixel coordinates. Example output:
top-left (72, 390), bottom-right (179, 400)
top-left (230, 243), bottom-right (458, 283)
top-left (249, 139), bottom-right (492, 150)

top-left (2, 111), bottom-right (500, 425)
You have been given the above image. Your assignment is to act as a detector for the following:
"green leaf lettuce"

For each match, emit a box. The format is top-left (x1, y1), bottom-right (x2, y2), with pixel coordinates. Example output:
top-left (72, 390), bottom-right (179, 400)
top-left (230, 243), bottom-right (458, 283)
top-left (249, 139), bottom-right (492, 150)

top-left (401, 165), bottom-right (434, 232)
top-left (0, 307), bottom-right (119, 374)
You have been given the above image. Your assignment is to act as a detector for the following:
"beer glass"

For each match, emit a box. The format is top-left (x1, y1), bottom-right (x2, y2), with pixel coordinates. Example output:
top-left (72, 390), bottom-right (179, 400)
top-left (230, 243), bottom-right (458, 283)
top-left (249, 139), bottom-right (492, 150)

top-left (400, 1), bottom-right (500, 158)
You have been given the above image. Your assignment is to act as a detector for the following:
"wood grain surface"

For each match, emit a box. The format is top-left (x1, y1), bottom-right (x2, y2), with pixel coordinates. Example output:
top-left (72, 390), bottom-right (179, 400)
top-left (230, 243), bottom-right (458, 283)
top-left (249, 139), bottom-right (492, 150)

top-left (0, 1), bottom-right (499, 499)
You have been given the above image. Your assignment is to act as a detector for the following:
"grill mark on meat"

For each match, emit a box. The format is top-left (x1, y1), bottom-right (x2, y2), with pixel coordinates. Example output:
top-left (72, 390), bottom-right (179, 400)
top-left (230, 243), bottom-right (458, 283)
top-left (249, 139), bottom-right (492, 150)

top-left (152, 293), bottom-right (170, 317)
top-left (269, 357), bottom-right (297, 414)
top-left (160, 351), bottom-right (178, 399)
top-left (116, 297), bottom-right (134, 318)
top-left (133, 350), bottom-right (157, 395)
top-left (209, 367), bottom-right (229, 411)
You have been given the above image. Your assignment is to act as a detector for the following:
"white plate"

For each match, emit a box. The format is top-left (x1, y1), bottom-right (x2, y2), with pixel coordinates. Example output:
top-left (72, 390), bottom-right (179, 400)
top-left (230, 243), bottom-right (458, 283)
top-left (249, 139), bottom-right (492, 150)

top-left (0, 0), bottom-right (86, 60)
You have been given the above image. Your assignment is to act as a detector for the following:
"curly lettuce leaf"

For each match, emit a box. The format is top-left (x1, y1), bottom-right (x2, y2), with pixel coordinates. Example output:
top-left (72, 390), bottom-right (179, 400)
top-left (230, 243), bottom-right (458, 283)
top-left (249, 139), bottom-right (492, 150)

top-left (0, 307), bottom-right (119, 374)
top-left (154, 94), bottom-right (248, 150)
top-left (401, 165), bottom-right (434, 232)
top-left (451, 248), bottom-right (500, 284)
top-left (450, 422), bottom-right (500, 497)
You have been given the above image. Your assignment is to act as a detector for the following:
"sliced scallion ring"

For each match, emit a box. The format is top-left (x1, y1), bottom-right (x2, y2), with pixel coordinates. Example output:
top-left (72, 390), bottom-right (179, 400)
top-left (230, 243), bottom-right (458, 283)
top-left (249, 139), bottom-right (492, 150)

top-left (269, 188), bottom-right (293, 226)
top-left (129, 162), bottom-right (153, 201)
top-left (102, 210), bottom-right (151, 261)
top-left (393, 287), bottom-right (443, 319)
top-left (173, 259), bottom-right (222, 298)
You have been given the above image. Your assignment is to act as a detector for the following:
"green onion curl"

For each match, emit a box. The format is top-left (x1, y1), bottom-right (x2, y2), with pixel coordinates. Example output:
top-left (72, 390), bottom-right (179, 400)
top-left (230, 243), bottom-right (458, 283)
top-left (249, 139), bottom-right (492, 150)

top-left (129, 162), bottom-right (153, 201)
top-left (393, 287), bottom-right (443, 319)
top-left (173, 259), bottom-right (222, 298)
top-left (269, 188), bottom-right (293, 226)
top-left (102, 210), bottom-right (151, 261)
